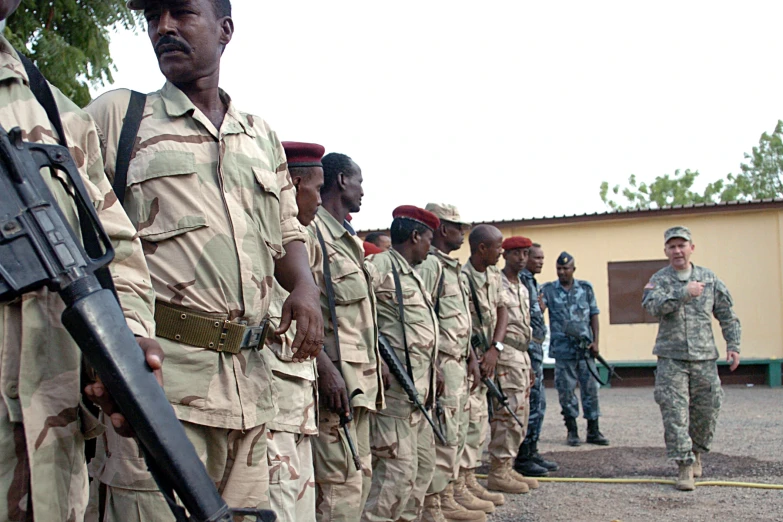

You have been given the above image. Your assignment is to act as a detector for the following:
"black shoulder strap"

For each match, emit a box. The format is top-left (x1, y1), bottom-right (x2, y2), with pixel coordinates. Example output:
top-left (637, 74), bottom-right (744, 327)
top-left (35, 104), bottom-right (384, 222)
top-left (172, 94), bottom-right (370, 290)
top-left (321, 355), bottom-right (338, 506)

top-left (465, 274), bottom-right (484, 328)
top-left (390, 261), bottom-right (414, 381)
top-left (433, 269), bottom-right (446, 317)
top-left (315, 225), bottom-right (343, 373)
top-left (113, 91), bottom-right (147, 205)
top-left (19, 52), bottom-right (116, 296)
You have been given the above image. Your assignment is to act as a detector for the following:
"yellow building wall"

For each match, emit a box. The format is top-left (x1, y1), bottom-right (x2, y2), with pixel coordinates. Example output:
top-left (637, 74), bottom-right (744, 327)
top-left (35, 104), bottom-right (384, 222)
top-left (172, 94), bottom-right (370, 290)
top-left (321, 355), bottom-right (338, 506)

top-left (453, 208), bottom-right (783, 363)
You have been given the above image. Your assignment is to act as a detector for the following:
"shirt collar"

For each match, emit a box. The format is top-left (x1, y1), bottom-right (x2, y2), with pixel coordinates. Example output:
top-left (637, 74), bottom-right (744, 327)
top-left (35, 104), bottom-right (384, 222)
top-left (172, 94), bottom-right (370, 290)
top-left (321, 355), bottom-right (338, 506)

top-left (430, 246), bottom-right (459, 268)
top-left (0, 36), bottom-right (28, 86)
top-left (159, 81), bottom-right (256, 138)
top-left (317, 206), bottom-right (354, 240)
top-left (389, 248), bottom-right (414, 275)
top-left (465, 260), bottom-right (488, 287)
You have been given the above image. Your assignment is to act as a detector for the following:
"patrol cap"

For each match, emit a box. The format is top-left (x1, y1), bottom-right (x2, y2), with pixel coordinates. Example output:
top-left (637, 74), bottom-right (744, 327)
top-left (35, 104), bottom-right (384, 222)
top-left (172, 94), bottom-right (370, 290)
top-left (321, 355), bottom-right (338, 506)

top-left (282, 141), bottom-right (325, 168)
top-left (664, 226), bottom-right (692, 243)
top-left (392, 205), bottom-right (440, 232)
top-left (425, 203), bottom-right (467, 226)
top-left (502, 236), bottom-right (532, 251)
top-left (557, 251), bottom-right (574, 266)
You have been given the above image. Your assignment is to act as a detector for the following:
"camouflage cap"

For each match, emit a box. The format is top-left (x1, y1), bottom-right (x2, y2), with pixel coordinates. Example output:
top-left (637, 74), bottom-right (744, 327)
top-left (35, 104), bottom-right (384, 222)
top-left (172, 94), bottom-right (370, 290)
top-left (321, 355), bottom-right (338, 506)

top-left (664, 226), bottom-right (692, 243)
top-left (424, 203), bottom-right (467, 225)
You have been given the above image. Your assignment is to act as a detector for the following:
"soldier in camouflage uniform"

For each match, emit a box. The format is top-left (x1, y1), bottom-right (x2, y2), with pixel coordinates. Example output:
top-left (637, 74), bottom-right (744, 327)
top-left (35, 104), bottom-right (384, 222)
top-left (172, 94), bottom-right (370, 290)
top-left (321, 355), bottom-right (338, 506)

top-left (642, 226), bottom-right (741, 491)
top-left (416, 204), bottom-right (487, 522)
top-left (0, 2), bottom-right (160, 518)
top-left (515, 243), bottom-right (558, 476)
top-left (262, 142), bottom-right (327, 521)
top-left (461, 225), bottom-right (518, 501)
top-left (85, 1), bottom-right (324, 519)
top-left (311, 153), bottom-right (384, 522)
top-left (491, 237), bottom-right (541, 491)
top-left (540, 252), bottom-right (608, 447)
top-left (362, 205), bottom-right (440, 522)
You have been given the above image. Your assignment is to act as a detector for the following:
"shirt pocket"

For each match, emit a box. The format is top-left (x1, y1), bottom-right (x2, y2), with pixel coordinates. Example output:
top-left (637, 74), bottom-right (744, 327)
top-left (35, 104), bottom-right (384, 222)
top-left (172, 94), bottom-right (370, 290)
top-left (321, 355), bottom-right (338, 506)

top-left (127, 151), bottom-right (208, 242)
top-left (329, 257), bottom-right (368, 305)
top-left (393, 287), bottom-right (429, 325)
top-left (437, 281), bottom-right (463, 320)
top-left (251, 166), bottom-right (284, 258)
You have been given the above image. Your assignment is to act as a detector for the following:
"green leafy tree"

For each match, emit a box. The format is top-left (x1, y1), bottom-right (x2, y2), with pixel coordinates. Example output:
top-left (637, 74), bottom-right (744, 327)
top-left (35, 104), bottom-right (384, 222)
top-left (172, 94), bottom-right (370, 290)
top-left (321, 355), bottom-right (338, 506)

top-left (4, 1), bottom-right (141, 107)
top-left (719, 120), bottom-right (783, 201)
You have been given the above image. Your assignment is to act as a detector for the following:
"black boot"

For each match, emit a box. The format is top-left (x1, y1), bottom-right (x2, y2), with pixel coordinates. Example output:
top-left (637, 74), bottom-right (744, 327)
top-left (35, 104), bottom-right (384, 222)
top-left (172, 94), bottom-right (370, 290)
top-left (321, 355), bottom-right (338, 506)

top-left (565, 417), bottom-right (581, 446)
top-left (530, 441), bottom-right (559, 472)
top-left (586, 419), bottom-right (609, 446)
top-left (513, 441), bottom-right (549, 477)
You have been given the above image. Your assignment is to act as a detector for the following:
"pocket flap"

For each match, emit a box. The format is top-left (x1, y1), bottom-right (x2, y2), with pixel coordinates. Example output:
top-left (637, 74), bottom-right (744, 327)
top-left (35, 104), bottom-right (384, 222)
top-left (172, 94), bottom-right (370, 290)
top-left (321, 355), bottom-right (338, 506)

top-left (252, 166), bottom-right (281, 199)
top-left (129, 150), bottom-right (197, 183)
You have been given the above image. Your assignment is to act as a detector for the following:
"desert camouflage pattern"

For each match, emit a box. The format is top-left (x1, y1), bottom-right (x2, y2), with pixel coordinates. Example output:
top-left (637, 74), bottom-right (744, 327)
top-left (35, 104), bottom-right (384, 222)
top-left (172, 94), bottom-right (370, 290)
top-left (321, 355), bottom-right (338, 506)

top-left (500, 271), bottom-right (532, 364)
top-left (363, 249), bottom-right (438, 521)
top-left (416, 248), bottom-right (471, 495)
top-left (654, 358), bottom-right (724, 465)
top-left (267, 431), bottom-right (316, 522)
top-left (489, 351), bottom-right (531, 460)
top-left (554, 358), bottom-right (600, 419)
top-left (642, 265), bottom-right (741, 360)
top-left (0, 36), bottom-right (155, 522)
top-left (87, 83), bottom-right (307, 430)
top-left (460, 261), bottom-right (508, 470)
top-left (91, 420), bottom-right (270, 521)
top-left (540, 278), bottom-right (599, 360)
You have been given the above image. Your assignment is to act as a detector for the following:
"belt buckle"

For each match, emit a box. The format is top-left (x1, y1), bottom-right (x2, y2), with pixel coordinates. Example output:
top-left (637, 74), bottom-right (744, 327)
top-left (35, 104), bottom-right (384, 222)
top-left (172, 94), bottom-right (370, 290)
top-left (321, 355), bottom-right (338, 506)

top-left (240, 320), bottom-right (269, 350)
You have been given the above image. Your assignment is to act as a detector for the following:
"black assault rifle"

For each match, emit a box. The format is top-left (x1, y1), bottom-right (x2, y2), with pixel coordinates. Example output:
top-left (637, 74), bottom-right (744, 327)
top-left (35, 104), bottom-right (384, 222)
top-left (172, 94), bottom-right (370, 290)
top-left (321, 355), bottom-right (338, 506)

top-left (470, 332), bottom-right (526, 427)
top-left (378, 334), bottom-right (447, 445)
top-left (563, 322), bottom-right (621, 386)
top-left (0, 125), bottom-right (275, 522)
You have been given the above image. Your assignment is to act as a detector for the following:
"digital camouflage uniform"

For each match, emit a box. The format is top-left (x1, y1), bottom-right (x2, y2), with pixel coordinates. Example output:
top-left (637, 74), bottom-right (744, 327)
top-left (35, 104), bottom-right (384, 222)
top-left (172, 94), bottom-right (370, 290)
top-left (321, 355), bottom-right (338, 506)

top-left (0, 37), bottom-right (156, 521)
top-left (309, 207), bottom-right (384, 522)
top-left (416, 248), bottom-right (471, 495)
top-left (262, 233), bottom-right (320, 522)
top-left (363, 249), bottom-right (439, 522)
top-left (520, 269), bottom-right (546, 445)
top-left (461, 262), bottom-right (509, 470)
top-left (86, 84), bottom-right (307, 520)
top-left (489, 273), bottom-right (532, 460)
top-left (642, 264), bottom-right (741, 464)
top-left (540, 279), bottom-right (600, 420)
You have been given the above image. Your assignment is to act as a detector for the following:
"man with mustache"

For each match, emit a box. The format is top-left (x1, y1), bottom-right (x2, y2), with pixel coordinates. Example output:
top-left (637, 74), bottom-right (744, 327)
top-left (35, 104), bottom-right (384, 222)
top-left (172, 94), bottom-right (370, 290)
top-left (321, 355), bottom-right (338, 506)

top-left (85, 0), bottom-right (323, 519)
top-left (643, 226), bottom-right (741, 491)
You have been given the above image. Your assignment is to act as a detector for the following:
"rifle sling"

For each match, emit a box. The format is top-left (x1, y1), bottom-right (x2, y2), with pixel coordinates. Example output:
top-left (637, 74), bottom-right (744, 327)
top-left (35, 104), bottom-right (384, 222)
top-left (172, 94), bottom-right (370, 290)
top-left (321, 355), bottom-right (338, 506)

top-left (113, 90), bottom-right (147, 206)
top-left (390, 261), bottom-right (414, 382)
top-left (315, 225), bottom-right (344, 375)
top-left (433, 269), bottom-right (445, 317)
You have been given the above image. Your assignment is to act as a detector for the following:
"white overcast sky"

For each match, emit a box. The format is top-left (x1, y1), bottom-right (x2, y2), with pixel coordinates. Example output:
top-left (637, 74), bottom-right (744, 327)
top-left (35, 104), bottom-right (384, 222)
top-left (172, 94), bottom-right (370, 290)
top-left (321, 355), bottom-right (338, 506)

top-left (93, 0), bottom-right (783, 231)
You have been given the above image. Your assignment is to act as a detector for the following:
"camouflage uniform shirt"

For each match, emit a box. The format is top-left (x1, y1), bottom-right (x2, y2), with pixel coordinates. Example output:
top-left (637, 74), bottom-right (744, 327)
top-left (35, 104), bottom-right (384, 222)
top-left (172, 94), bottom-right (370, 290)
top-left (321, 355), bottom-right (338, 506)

top-left (520, 269), bottom-right (546, 342)
top-left (642, 264), bottom-right (741, 360)
top-left (0, 36), bottom-right (155, 521)
top-left (417, 247), bottom-right (472, 359)
top-left (87, 83), bottom-right (307, 430)
top-left (461, 261), bottom-right (509, 351)
top-left (500, 271), bottom-right (532, 365)
top-left (540, 279), bottom-right (599, 359)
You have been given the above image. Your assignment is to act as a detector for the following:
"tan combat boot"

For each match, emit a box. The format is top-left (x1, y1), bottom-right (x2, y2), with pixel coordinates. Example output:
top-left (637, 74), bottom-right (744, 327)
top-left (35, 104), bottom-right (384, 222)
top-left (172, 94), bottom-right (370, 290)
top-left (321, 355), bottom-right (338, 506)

top-left (676, 463), bottom-right (695, 491)
top-left (487, 457), bottom-right (529, 494)
top-left (461, 467), bottom-right (505, 507)
top-left (420, 493), bottom-right (448, 522)
top-left (453, 473), bottom-right (496, 513)
top-left (510, 468), bottom-right (540, 489)
top-left (693, 452), bottom-right (703, 478)
top-left (439, 484), bottom-right (486, 522)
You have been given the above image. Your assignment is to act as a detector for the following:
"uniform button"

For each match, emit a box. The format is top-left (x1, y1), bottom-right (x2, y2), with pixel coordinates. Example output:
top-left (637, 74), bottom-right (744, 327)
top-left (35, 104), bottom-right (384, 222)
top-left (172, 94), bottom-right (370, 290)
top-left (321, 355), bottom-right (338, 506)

top-left (6, 383), bottom-right (18, 399)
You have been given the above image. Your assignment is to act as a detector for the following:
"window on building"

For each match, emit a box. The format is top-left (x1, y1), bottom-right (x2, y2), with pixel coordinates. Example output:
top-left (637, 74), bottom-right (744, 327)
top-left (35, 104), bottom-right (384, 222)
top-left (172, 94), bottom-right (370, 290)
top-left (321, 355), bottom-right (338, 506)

top-left (607, 260), bottom-right (669, 325)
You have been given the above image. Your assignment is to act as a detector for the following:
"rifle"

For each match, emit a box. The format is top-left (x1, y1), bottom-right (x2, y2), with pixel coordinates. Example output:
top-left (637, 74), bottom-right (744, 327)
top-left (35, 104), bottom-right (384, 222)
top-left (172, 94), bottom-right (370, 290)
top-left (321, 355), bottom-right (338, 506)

top-left (483, 375), bottom-right (526, 430)
top-left (0, 125), bottom-right (274, 522)
top-left (341, 389), bottom-right (362, 471)
top-left (563, 322), bottom-right (621, 386)
top-left (377, 334), bottom-right (447, 445)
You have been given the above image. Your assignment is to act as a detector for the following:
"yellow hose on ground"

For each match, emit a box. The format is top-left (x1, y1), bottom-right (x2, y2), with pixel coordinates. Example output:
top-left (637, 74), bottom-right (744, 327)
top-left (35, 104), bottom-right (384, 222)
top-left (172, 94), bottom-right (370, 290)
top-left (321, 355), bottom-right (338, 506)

top-left (473, 475), bottom-right (783, 489)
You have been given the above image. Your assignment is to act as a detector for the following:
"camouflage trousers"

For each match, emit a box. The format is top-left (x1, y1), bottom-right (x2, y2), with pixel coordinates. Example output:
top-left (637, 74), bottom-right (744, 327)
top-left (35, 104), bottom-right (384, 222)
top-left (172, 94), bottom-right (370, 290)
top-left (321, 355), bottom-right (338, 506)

top-left (489, 355), bottom-right (532, 460)
top-left (524, 343), bottom-right (547, 444)
top-left (459, 380), bottom-right (488, 470)
top-left (654, 357), bottom-right (724, 465)
top-left (313, 407), bottom-right (372, 522)
top-left (362, 406), bottom-right (436, 522)
top-left (554, 357), bottom-right (601, 420)
top-left (427, 353), bottom-right (469, 495)
top-left (88, 418), bottom-right (269, 522)
top-left (267, 431), bottom-right (315, 522)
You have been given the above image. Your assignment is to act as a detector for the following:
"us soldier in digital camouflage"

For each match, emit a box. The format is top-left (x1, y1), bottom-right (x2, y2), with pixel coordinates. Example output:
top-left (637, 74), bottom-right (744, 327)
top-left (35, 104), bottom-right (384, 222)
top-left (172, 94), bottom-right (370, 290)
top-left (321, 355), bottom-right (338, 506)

top-left (0, 1), bottom-right (162, 519)
top-left (642, 226), bottom-right (741, 491)
top-left (85, 0), bottom-right (324, 519)
top-left (311, 152), bottom-right (384, 522)
top-left (362, 205), bottom-right (440, 522)
top-left (416, 204), bottom-right (488, 522)
top-left (461, 225), bottom-right (517, 502)
top-left (262, 141), bottom-right (327, 521)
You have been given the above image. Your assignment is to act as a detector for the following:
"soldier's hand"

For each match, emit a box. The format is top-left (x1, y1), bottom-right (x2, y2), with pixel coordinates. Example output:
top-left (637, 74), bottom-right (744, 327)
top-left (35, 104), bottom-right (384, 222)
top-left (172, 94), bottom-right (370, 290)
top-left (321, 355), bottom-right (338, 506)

top-left (468, 353), bottom-right (481, 392)
top-left (588, 342), bottom-right (599, 356)
top-left (479, 346), bottom-right (500, 379)
top-left (435, 363), bottom-right (445, 398)
top-left (686, 281), bottom-right (705, 297)
top-left (277, 282), bottom-right (323, 362)
top-left (381, 360), bottom-right (392, 391)
top-left (318, 361), bottom-right (350, 417)
top-left (727, 351), bottom-right (741, 371)
top-left (85, 337), bottom-right (164, 438)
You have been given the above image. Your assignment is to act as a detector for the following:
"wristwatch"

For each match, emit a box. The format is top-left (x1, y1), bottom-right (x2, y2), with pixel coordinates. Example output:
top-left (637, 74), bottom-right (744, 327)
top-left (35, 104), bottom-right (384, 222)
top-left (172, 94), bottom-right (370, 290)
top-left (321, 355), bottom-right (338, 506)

top-left (491, 341), bottom-right (504, 352)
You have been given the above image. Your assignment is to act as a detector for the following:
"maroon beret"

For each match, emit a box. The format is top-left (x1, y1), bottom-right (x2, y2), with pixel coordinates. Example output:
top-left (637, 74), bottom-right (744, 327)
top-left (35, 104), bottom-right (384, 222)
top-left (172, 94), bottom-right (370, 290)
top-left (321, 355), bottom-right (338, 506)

top-left (392, 205), bottom-right (440, 231)
top-left (363, 241), bottom-right (384, 256)
top-left (282, 141), bottom-right (325, 168)
top-left (502, 236), bottom-right (533, 251)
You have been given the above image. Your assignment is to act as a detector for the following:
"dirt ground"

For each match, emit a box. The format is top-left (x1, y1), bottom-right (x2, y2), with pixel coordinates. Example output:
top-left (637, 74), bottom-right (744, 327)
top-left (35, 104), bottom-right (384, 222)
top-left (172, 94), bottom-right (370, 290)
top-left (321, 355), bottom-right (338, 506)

top-left (476, 386), bottom-right (783, 522)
